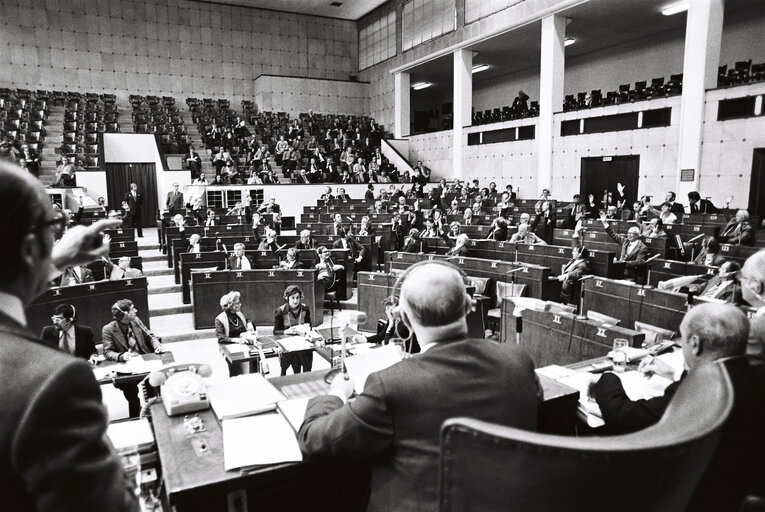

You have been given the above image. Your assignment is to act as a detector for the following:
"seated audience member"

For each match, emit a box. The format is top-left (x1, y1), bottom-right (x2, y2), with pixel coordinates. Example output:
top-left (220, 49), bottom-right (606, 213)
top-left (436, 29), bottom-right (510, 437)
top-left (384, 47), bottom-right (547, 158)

top-left (659, 261), bottom-right (743, 304)
top-left (295, 229), bottom-right (315, 250)
top-left (192, 172), bottom-right (208, 185)
top-left (446, 233), bottom-right (470, 256)
top-left (102, 255), bottom-right (142, 280)
top-left (510, 223), bottom-right (547, 245)
top-left (592, 303), bottom-right (765, 511)
top-left (688, 191), bottom-right (717, 214)
top-left (462, 208), bottom-right (475, 226)
top-left (693, 237), bottom-right (725, 267)
top-left (368, 200), bottom-right (385, 215)
top-left (664, 190), bottom-right (685, 217)
top-left (273, 285), bottom-right (313, 375)
top-left (600, 211), bottom-right (647, 282)
top-left (489, 217), bottom-right (509, 241)
top-left (516, 212), bottom-right (531, 227)
top-left (40, 304), bottom-right (96, 360)
top-left (279, 247), bottom-right (303, 269)
top-left (187, 233), bottom-right (201, 253)
top-left (364, 297), bottom-right (419, 353)
top-left (365, 184), bottom-right (375, 200)
top-left (333, 229), bottom-right (365, 269)
top-left (186, 146), bottom-right (202, 177)
top-left (721, 210), bottom-right (754, 246)
top-left (552, 245), bottom-right (590, 305)
top-left (564, 194), bottom-right (586, 229)
top-left (102, 299), bottom-right (163, 417)
top-left (641, 217), bottom-right (667, 238)
top-left (357, 215), bottom-right (375, 236)
top-left (402, 228), bottom-right (428, 253)
top-left (336, 188), bottom-right (350, 201)
top-left (316, 246), bottom-right (344, 292)
top-left (59, 264), bottom-right (94, 286)
top-left (257, 229), bottom-right (280, 252)
top-left (656, 202), bottom-right (678, 225)
top-left (741, 249), bottom-right (765, 364)
top-left (215, 291), bottom-right (256, 376)
top-left (422, 218), bottom-right (440, 239)
top-left (298, 261), bottom-right (541, 512)
top-left (447, 199), bottom-right (461, 215)
top-left (447, 221), bottom-right (461, 240)
top-left (604, 205), bottom-right (619, 220)
top-left (228, 243), bottom-right (252, 270)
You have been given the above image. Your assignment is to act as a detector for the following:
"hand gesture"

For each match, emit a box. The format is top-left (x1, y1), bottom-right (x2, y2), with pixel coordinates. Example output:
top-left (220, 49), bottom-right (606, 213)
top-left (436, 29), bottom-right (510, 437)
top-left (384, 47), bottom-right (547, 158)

top-left (51, 219), bottom-right (122, 269)
top-left (330, 372), bottom-right (355, 402)
top-left (616, 183), bottom-right (625, 195)
top-left (637, 356), bottom-right (675, 381)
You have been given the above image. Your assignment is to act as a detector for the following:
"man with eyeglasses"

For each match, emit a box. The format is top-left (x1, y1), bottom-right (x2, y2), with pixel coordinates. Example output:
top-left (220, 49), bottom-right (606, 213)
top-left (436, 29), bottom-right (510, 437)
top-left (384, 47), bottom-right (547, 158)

top-left (0, 161), bottom-right (137, 510)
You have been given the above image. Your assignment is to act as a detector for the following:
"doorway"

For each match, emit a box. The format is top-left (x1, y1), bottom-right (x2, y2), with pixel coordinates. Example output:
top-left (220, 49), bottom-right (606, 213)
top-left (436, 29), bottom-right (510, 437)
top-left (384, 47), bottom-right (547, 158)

top-left (580, 155), bottom-right (640, 208)
top-left (105, 163), bottom-right (158, 227)
top-left (749, 149), bottom-right (765, 223)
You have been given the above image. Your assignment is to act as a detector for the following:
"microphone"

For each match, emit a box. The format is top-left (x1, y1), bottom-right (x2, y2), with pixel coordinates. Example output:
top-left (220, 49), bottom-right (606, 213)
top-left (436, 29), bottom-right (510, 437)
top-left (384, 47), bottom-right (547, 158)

top-left (646, 253), bottom-right (661, 262)
top-left (222, 244), bottom-right (228, 254)
top-left (507, 267), bottom-right (525, 274)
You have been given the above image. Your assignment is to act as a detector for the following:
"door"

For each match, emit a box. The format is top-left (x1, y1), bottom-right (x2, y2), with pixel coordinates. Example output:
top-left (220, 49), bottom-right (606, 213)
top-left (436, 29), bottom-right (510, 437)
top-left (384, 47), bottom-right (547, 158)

top-left (580, 155), bottom-right (640, 209)
top-left (749, 149), bottom-right (765, 222)
top-left (105, 163), bottom-right (158, 227)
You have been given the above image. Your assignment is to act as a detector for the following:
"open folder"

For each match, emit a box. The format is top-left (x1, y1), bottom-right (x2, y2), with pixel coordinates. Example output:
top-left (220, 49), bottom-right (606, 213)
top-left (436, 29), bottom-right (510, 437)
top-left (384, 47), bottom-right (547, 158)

top-left (207, 374), bottom-right (286, 421)
top-left (222, 413), bottom-right (303, 470)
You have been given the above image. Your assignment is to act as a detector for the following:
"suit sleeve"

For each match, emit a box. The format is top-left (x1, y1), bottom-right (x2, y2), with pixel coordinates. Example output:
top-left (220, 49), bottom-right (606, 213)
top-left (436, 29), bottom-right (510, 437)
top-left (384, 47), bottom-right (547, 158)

top-left (604, 224), bottom-right (625, 246)
top-left (273, 308), bottom-right (287, 336)
top-left (215, 318), bottom-right (235, 344)
top-left (12, 360), bottom-right (138, 512)
top-left (101, 325), bottom-right (123, 361)
top-left (625, 243), bottom-right (648, 268)
top-left (298, 372), bottom-right (394, 459)
top-left (593, 372), bottom-right (679, 434)
top-left (138, 322), bottom-right (161, 351)
top-left (82, 327), bottom-right (97, 357)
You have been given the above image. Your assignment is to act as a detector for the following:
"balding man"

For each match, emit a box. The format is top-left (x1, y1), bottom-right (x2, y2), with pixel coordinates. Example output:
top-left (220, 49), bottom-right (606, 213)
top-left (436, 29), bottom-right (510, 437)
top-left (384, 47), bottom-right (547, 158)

top-left (721, 209), bottom-right (754, 246)
top-left (741, 249), bottom-right (765, 364)
top-left (510, 223), bottom-right (547, 245)
top-left (593, 303), bottom-right (765, 511)
top-left (298, 262), bottom-right (540, 512)
top-left (0, 162), bottom-right (137, 510)
top-left (600, 210), bottom-right (648, 282)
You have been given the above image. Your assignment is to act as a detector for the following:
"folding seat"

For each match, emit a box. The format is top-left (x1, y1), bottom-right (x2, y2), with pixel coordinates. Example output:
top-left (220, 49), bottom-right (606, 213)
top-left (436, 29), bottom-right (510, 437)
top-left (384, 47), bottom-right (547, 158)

top-left (61, 143), bottom-right (77, 155)
top-left (751, 63), bottom-right (765, 82)
top-left (26, 142), bottom-right (39, 153)
top-left (576, 92), bottom-right (587, 109)
top-left (84, 111), bottom-right (98, 122)
top-left (85, 132), bottom-right (98, 143)
top-left (85, 122), bottom-right (98, 133)
top-left (63, 131), bottom-right (78, 143)
top-left (26, 131), bottom-right (41, 142)
top-left (666, 74), bottom-right (683, 95)
top-left (617, 84), bottom-right (630, 103)
top-left (86, 143), bottom-right (99, 154)
top-left (649, 77), bottom-right (665, 97)
top-left (86, 155), bottom-right (99, 168)
top-left (30, 119), bottom-right (44, 131)
top-left (633, 81), bottom-right (647, 100)
top-left (106, 123), bottom-right (119, 133)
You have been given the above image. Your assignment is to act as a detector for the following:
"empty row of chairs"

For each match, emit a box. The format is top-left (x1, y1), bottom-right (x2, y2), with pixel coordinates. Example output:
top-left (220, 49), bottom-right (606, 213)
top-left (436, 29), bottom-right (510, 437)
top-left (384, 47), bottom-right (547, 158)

top-left (473, 102), bottom-right (540, 125)
top-left (563, 74), bottom-right (683, 112)
top-left (718, 59), bottom-right (765, 88)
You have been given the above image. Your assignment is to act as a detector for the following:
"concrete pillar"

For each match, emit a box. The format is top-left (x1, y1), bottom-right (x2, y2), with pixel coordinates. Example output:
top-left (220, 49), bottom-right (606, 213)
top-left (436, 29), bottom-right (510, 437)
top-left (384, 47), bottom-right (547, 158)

top-left (537, 14), bottom-right (567, 195)
top-left (676, 0), bottom-right (724, 200)
top-left (453, 49), bottom-right (473, 180)
top-left (394, 72), bottom-right (410, 138)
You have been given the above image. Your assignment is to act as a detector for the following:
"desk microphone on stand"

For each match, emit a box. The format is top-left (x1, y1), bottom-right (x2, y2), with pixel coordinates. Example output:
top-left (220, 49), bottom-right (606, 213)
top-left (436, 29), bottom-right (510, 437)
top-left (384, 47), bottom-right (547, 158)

top-left (645, 253), bottom-right (661, 288)
top-left (324, 310), bottom-right (368, 383)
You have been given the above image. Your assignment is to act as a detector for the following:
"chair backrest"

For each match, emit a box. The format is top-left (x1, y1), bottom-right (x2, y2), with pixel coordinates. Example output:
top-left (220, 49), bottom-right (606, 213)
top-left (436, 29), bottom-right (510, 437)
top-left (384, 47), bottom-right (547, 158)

top-left (495, 281), bottom-right (526, 307)
top-left (467, 276), bottom-right (490, 296)
top-left (439, 361), bottom-right (734, 512)
top-left (586, 310), bottom-right (621, 326)
top-left (634, 320), bottom-right (675, 347)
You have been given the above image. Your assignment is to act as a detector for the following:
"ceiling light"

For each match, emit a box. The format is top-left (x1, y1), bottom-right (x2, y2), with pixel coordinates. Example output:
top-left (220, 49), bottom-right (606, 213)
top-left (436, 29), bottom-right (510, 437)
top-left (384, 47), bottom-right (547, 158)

top-left (330, 1), bottom-right (343, 6)
top-left (472, 64), bottom-right (490, 74)
top-left (412, 82), bottom-right (431, 90)
top-left (564, 37), bottom-right (576, 46)
top-left (661, 2), bottom-right (689, 16)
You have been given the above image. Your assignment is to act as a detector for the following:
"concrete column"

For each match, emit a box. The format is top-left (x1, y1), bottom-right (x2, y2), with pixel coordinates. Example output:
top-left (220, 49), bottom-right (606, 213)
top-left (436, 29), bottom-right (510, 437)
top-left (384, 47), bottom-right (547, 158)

top-left (453, 49), bottom-right (473, 180)
top-left (394, 72), bottom-right (410, 138)
top-left (676, 0), bottom-right (724, 199)
top-left (537, 14), bottom-right (566, 195)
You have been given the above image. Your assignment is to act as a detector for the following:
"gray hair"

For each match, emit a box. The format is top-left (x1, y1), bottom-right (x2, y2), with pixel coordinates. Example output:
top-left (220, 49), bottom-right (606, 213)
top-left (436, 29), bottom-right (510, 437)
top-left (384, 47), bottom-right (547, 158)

top-left (400, 263), bottom-right (467, 327)
top-left (681, 303), bottom-right (749, 357)
top-left (219, 291), bottom-right (241, 310)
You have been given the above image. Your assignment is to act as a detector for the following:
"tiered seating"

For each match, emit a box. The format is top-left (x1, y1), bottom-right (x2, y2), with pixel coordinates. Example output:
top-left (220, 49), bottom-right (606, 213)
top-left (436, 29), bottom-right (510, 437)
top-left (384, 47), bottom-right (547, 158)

top-left (58, 92), bottom-right (120, 170)
top-left (717, 59), bottom-right (765, 87)
top-left (0, 88), bottom-right (50, 177)
top-left (130, 95), bottom-right (189, 154)
top-left (472, 101), bottom-right (540, 125)
top-left (563, 73), bottom-right (683, 112)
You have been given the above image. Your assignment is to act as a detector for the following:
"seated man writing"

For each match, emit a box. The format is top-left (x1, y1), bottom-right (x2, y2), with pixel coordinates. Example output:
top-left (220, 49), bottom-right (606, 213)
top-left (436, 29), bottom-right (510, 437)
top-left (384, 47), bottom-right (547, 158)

top-left (298, 261), bottom-right (541, 512)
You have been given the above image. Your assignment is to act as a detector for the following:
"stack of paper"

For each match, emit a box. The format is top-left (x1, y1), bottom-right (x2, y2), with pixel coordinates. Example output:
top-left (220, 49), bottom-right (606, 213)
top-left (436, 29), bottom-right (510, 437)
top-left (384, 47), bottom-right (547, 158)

top-left (276, 397), bottom-right (310, 431)
top-left (114, 357), bottom-right (164, 375)
top-left (344, 344), bottom-right (402, 394)
top-left (277, 336), bottom-right (315, 352)
top-left (222, 414), bottom-right (303, 470)
top-left (107, 418), bottom-right (155, 455)
top-left (207, 374), bottom-right (286, 420)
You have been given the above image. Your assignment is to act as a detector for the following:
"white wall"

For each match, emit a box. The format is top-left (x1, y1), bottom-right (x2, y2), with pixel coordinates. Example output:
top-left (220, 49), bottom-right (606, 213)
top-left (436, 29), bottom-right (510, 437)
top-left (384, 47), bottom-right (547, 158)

top-left (253, 75), bottom-right (370, 116)
top-left (408, 131), bottom-right (454, 179)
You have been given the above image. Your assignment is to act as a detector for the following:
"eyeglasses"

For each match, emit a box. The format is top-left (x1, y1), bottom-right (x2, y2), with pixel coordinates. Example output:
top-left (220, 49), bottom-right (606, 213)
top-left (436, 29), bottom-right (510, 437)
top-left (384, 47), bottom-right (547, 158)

top-left (29, 213), bottom-right (66, 233)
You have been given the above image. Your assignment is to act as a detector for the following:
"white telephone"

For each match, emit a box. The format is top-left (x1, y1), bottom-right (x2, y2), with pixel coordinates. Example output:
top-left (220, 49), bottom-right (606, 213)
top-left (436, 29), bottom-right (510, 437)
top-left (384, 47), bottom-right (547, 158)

top-left (148, 363), bottom-right (212, 416)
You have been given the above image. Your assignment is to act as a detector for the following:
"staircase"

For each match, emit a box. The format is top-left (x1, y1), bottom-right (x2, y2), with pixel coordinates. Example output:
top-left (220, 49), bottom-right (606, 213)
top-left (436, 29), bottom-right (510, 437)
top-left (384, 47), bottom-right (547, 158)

top-left (38, 105), bottom-right (65, 186)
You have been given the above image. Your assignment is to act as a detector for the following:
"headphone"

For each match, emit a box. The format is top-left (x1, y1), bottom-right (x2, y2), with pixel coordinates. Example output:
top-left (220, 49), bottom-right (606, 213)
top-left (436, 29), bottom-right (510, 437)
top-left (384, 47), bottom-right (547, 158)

top-left (111, 300), bottom-right (132, 321)
top-left (390, 259), bottom-right (474, 345)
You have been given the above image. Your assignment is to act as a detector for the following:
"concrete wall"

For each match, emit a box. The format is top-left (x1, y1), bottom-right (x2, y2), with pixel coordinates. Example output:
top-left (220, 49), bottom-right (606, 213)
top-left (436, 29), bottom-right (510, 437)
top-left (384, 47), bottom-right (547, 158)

top-left (253, 75), bottom-right (369, 116)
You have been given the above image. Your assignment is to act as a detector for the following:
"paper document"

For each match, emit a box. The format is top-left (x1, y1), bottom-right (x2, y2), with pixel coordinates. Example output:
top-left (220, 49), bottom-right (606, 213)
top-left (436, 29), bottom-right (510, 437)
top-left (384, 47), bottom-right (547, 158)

top-left (92, 366), bottom-right (115, 381)
top-left (115, 357), bottom-right (164, 375)
top-left (277, 336), bottom-right (315, 352)
top-left (277, 397), bottom-right (310, 431)
top-left (557, 372), bottom-right (605, 428)
top-left (617, 371), bottom-right (673, 401)
top-left (222, 413), bottom-right (303, 470)
top-left (535, 365), bottom-right (575, 380)
top-left (344, 344), bottom-right (402, 395)
top-left (207, 374), bottom-right (286, 420)
top-left (224, 344), bottom-right (250, 354)
top-left (349, 343), bottom-right (377, 355)
top-left (107, 418), bottom-right (155, 454)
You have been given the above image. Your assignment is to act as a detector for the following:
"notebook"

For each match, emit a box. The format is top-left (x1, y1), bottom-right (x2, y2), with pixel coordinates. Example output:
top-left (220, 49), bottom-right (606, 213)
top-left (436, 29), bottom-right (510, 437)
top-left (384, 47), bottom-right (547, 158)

top-left (207, 374), bottom-right (286, 420)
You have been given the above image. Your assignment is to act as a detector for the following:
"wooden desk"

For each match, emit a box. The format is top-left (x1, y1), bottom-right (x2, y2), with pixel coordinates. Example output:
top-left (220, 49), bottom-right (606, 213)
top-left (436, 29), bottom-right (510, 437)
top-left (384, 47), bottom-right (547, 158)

top-left (152, 367), bottom-right (577, 511)
top-left (94, 352), bottom-right (174, 386)
top-left (191, 270), bottom-right (325, 329)
top-left (357, 272), bottom-right (398, 333)
top-left (26, 277), bottom-right (150, 344)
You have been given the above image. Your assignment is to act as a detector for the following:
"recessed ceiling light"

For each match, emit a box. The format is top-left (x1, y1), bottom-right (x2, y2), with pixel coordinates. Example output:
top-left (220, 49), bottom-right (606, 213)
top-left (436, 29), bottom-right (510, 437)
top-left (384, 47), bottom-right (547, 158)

top-left (564, 37), bottom-right (576, 46)
top-left (472, 64), bottom-right (490, 74)
top-left (412, 82), bottom-right (432, 90)
top-left (331, 1), bottom-right (343, 6)
top-left (661, 2), bottom-right (689, 16)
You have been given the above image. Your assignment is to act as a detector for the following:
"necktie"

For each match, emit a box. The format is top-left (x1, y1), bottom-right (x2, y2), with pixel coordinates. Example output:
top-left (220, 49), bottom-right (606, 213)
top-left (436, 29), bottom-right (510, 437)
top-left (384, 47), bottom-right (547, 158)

top-left (127, 327), bottom-right (138, 352)
top-left (237, 257), bottom-right (241, 269)
top-left (59, 330), bottom-right (71, 353)
top-left (72, 267), bottom-right (81, 284)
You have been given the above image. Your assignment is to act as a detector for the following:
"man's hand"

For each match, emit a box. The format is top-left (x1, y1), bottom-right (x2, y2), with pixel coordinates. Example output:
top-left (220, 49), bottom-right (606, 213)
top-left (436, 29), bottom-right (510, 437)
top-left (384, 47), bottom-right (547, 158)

top-left (51, 219), bottom-right (122, 270)
top-left (154, 344), bottom-right (164, 354)
top-left (616, 183), bottom-right (625, 195)
top-left (599, 210), bottom-right (609, 227)
top-left (638, 356), bottom-right (675, 381)
top-left (330, 372), bottom-right (355, 403)
top-left (585, 373), bottom-right (601, 401)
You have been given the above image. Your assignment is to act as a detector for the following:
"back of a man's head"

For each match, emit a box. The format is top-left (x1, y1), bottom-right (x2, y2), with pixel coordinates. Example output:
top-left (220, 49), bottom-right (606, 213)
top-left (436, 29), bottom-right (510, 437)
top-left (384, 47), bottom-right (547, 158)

top-left (0, 161), bottom-right (47, 285)
top-left (400, 262), bottom-right (468, 328)
top-left (681, 303), bottom-right (749, 365)
top-left (741, 249), bottom-right (765, 308)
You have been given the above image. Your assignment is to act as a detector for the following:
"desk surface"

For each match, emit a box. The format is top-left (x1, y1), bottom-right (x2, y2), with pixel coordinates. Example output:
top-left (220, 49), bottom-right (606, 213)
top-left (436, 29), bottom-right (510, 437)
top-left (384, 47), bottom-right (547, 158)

top-left (153, 365), bottom-right (577, 509)
top-left (94, 352), bottom-right (174, 385)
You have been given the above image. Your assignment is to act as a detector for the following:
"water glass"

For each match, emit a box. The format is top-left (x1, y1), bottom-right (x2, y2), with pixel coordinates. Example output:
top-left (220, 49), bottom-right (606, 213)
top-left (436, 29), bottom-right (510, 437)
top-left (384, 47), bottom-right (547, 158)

top-left (612, 338), bottom-right (629, 373)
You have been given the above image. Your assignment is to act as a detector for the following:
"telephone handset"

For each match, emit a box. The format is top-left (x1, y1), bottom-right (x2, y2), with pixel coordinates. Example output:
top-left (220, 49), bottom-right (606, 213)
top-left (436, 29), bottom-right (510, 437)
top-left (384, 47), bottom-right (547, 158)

top-left (149, 363), bottom-right (212, 416)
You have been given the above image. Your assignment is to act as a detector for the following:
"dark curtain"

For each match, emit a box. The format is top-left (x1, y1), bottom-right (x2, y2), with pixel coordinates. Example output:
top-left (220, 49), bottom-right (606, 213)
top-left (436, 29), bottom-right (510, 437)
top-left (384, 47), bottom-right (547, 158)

top-left (105, 163), bottom-right (158, 227)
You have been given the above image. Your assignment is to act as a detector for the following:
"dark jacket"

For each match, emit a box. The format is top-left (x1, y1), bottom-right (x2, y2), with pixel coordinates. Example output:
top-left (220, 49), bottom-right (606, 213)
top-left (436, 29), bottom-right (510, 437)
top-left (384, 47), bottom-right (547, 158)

top-left (40, 324), bottom-right (96, 360)
top-left (604, 225), bottom-right (648, 281)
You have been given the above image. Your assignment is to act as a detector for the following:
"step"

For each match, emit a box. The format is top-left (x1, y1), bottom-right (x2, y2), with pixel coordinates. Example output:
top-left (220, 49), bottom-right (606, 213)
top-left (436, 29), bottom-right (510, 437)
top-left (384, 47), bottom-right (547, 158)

top-left (148, 292), bottom-right (192, 316)
top-left (144, 267), bottom-right (174, 277)
top-left (148, 274), bottom-right (181, 294)
top-left (150, 312), bottom-right (216, 343)
top-left (142, 253), bottom-right (167, 263)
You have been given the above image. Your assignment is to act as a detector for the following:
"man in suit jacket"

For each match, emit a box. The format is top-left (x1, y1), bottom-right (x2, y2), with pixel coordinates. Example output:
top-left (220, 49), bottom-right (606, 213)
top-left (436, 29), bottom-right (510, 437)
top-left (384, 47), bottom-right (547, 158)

top-left (600, 211), bottom-right (648, 282)
top-left (664, 191), bottom-right (685, 217)
top-left (102, 299), bottom-right (163, 417)
top-left (593, 303), bottom-right (765, 511)
top-left (298, 262), bottom-right (540, 512)
top-left (332, 229), bottom-right (365, 269)
top-left (0, 161), bottom-right (136, 510)
top-left (687, 191), bottom-right (717, 214)
top-left (554, 245), bottom-right (590, 305)
top-left (186, 147), bottom-right (202, 177)
top-left (446, 233), bottom-right (470, 257)
top-left (40, 303), bottom-right (97, 360)
top-left (295, 229), bottom-right (316, 250)
top-left (123, 182), bottom-right (144, 237)
top-left (227, 243), bottom-right (253, 270)
top-left (58, 264), bottom-right (94, 286)
top-left (166, 182), bottom-right (184, 210)
top-left (103, 255), bottom-right (142, 280)
top-left (721, 210), bottom-right (755, 246)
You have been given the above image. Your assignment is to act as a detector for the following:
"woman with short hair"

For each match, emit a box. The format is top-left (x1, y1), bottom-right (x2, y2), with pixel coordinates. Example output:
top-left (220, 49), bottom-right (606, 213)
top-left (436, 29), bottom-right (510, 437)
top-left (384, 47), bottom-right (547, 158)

top-left (215, 291), bottom-right (256, 376)
top-left (273, 285), bottom-right (313, 375)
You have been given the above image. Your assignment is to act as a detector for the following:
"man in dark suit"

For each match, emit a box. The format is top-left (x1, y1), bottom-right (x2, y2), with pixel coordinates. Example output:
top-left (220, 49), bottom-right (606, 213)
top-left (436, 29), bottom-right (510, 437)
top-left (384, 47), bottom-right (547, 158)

top-left (664, 191), bottom-right (685, 217)
top-left (58, 264), bottom-right (94, 286)
top-left (552, 245), bottom-right (590, 305)
top-left (332, 229), bottom-right (365, 270)
top-left (600, 211), bottom-right (648, 282)
top-left (593, 303), bottom-right (765, 511)
top-left (298, 262), bottom-right (540, 512)
top-left (295, 229), bottom-right (315, 250)
top-left (721, 210), bottom-right (755, 246)
top-left (687, 191), bottom-right (717, 214)
top-left (123, 182), bottom-right (144, 237)
top-left (40, 303), bottom-right (96, 360)
top-left (165, 182), bottom-right (184, 210)
top-left (102, 299), bottom-right (163, 417)
top-left (227, 243), bottom-right (253, 270)
top-left (185, 146), bottom-right (202, 178)
top-left (401, 228), bottom-right (429, 253)
top-left (0, 162), bottom-right (136, 510)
